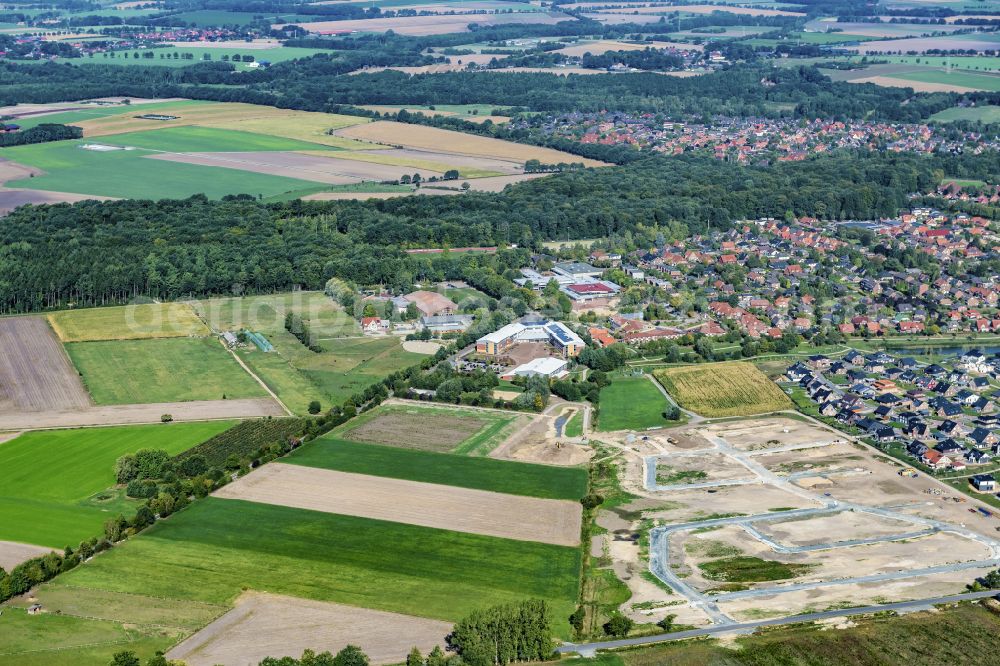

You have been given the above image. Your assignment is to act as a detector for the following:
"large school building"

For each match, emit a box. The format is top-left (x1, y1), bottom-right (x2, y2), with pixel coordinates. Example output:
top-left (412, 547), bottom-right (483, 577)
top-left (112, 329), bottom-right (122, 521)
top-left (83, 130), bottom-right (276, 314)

top-left (476, 318), bottom-right (585, 358)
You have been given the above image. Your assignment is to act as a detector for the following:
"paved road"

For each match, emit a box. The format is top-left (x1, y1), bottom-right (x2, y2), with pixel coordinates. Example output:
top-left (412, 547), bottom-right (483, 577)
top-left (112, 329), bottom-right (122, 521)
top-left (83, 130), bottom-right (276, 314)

top-left (557, 590), bottom-right (1000, 656)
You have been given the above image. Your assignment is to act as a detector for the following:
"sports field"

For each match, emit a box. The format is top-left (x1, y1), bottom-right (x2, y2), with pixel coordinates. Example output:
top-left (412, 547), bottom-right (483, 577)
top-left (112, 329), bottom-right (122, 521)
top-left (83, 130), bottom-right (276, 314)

top-left (286, 437), bottom-right (588, 499)
top-left (48, 302), bottom-right (209, 342)
top-left (337, 403), bottom-right (519, 455)
top-left (0, 421), bottom-right (233, 547)
top-left (596, 375), bottom-right (668, 431)
top-left (66, 337), bottom-right (266, 404)
top-left (654, 362), bottom-right (792, 418)
top-left (59, 497), bottom-right (582, 628)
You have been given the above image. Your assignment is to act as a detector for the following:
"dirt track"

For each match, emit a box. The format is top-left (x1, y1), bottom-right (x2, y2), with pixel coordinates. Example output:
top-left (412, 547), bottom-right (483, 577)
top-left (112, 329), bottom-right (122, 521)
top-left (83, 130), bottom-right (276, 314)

top-left (0, 397), bottom-right (284, 430)
top-left (168, 592), bottom-right (450, 666)
top-left (0, 316), bottom-right (92, 412)
top-left (214, 463), bottom-right (582, 546)
top-left (0, 540), bottom-right (55, 571)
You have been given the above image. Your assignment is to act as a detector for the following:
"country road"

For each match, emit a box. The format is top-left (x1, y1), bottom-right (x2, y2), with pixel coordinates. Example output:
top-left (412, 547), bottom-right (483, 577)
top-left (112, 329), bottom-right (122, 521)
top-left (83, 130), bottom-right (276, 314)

top-left (557, 590), bottom-right (1000, 656)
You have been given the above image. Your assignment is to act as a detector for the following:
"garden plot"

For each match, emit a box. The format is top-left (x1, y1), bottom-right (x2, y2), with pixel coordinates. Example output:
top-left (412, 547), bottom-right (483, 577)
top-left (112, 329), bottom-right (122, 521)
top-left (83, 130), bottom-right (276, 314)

top-left (0, 316), bottom-right (92, 413)
top-left (168, 592), bottom-right (449, 666)
top-left (753, 510), bottom-right (919, 548)
top-left (704, 417), bottom-right (842, 451)
top-left (213, 463), bottom-right (582, 546)
top-left (147, 151), bottom-right (436, 184)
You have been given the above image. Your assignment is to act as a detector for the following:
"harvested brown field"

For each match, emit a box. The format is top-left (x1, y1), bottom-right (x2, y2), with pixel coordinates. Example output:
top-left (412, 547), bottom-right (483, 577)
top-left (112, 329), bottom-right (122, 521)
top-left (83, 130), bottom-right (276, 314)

top-left (555, 39), bottom-right (703, 56)
top-left (852, 35), bottom-right (1000, 53)
top-left (0, 187), bottom-right (114, 214)
top-left (0, 317), bottom-right (92, 413)
top-left (851, 75), bottom-right (977, 93)
top-left (146, 151), bottom-right (434, 184)
top-left (342, 409), bottom-right (487, 451)
top-left (0, 540), bottom-right (54, 571)
top-left (579, 3), bottom-right (803, 16)
top-left (279, 11), bottom-right (569, 36)
top-left (334, 121), bottom-right (607, 166)
top-left (0, 397), bottom-right (283, 431)
top-left (215, 463), bottom-right (583, 545)
top-left (168, 592), bottom-right (450, 666)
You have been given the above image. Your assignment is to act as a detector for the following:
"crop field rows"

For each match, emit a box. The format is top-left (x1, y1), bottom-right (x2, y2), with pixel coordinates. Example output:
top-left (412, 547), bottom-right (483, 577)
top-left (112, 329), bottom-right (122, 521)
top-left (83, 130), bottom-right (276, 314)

top-left (0, 317), bottom-right (91, 412)
top-left (654, 362), bottom-right (792, 418)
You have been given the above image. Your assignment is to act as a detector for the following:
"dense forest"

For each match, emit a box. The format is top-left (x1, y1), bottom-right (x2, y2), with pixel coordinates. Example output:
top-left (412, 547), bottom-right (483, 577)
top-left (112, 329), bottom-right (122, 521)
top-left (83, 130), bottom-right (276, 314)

top-left (1, 150), bottom-right (992, 313)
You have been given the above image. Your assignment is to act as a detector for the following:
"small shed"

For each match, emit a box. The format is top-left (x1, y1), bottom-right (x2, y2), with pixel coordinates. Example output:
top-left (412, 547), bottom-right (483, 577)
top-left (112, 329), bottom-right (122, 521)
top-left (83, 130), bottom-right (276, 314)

top-left (27, 604), bottom-right (42, 615)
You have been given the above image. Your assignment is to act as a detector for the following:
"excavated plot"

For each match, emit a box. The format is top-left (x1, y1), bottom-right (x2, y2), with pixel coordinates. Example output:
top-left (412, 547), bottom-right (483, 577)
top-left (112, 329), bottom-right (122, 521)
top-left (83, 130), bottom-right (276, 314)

top-left (168, 592), bottom-right (450, 666)
top-left (214, 463), bottom-right (582, 546)
top-left (704, 418), bottom-right (842, 451)
top-left (0, 317), bottom-right (92, 412)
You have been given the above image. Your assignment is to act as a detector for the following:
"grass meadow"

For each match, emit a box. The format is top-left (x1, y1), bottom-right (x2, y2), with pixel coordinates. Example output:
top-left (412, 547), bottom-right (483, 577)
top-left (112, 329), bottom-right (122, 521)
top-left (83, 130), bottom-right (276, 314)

top-left (66, 337), bottom-right (265, 404)
top-left (100, 126), bottom-right (334, 153)
top-left (0, 422), bottom-right (233, 547)
top-left (931, 105), bottom-right (1000, 123)
top-left (2, 140), bottom-right (322, 200)
top-left (48, 302), bottom-right (208, 342)
top-left (597, 375), bottom-right (668, 431)
top-left (89, 45), bottom-right (329, 70)
top-left (60, 498), bottom-right (582, 630)
top-left (286, 438), bottom-right (588, 500)
top-left (654, 362), bottom-right (792, 418)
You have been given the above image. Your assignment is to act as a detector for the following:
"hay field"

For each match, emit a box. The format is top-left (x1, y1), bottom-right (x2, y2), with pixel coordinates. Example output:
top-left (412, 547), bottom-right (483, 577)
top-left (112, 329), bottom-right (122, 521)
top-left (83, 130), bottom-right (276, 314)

top-left (654, 362), bottom-right (792, 418)
top-left (0, 421), bottom-right (233, 548)
top-left (48, 302), bottom-right (209, 342)
top-left (189, 291), bottom-right (357, 337)
top-left (555, 39), bottom-right (703, 56)
top-left (578, 3), bottom-right (803, 15)
top-left (168, 593), bottom-right (450, 666)
top-left (66, 337), bottom-right (267, 404)
top-left (0, 316), bottom-right (92, 412)
top-left (287, 437), bottom-right (587, 499)
top-left (335, 121), bottom-right (607, 166)
top-left (214, 463), bottom-right (582, 545)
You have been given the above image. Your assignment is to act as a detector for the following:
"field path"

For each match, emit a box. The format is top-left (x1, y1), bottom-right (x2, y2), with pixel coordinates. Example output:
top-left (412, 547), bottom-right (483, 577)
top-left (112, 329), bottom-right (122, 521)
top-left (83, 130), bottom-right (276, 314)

top-left (220, 339), bottom-right (293, 416)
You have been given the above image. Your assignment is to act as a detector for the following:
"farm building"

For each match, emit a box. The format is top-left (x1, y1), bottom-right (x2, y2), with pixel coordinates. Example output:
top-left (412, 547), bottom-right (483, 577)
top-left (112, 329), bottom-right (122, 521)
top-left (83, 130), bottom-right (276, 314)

top-left (400, 290), bottom-right (457, 317)
top-left (220, 331), bottom-right (238, 348)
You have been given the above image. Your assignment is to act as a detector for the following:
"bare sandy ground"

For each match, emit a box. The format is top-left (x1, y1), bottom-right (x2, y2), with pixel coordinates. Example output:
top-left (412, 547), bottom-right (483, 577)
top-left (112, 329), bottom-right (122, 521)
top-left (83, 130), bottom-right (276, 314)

top-left (277, 11), bottom-right (568, 36)
top-left (717, 566), bottom-right (993, 621)
top-left (146, 151), bottom-right (437, 184)
top-left (850, 75), bottom-right (977, 93)
top-left (755, 510), bottom-right (916, 547)
top-left (0, 540), bottom-right (55, 571)
top-left (168, 592), bottom-right (450, 666)
top-left (702, 417), bottom-right (842, 451)
top-left (214, 463), bottom-right (582, 546)
top-left (0, 316), bottom-right (92, 412)
top-left (401, 340), bottom-right (442, 354)
top-left (360, 148), bottom-right (527, 173)
top-left (0, 397), bottom-right (284, 431)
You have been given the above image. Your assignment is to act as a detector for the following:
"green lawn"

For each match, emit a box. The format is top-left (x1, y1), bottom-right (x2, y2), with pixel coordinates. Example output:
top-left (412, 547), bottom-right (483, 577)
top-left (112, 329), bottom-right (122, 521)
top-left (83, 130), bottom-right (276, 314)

top-left (66, 337), bottom-right (266, 404)
top-left (1, 140), bottom-right (322, 200)
top-left (286, 438), bottom-right (588, 500)
top-left (301, 337), bottom-right (425, 404)
top-left (894, 69), bottom-right (1000, 92)
top-left (8, 100), bottom-right (205, 131)
top-left (564, 410), bottom-right (584, 437)
top-left (0, 422), bottom-right (233, 547)
top-left (597, 375), bottom-right (668, 432)
top-left (61, 497), bottom-right (582, 630)
top-left (100, 126), bottom-right (334, 153)
top-left (236, 347), bottom-right (326, 415)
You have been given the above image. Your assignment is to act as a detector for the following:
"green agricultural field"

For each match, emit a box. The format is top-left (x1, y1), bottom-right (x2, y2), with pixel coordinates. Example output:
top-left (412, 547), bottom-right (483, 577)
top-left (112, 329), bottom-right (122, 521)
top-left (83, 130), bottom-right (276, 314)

top-left (66, 337), bottom-right (266, 404)
top-left (286, 438), bottom-right (587, 500)
top-left (0, 421), bottom-right (233, 547)
top-left (8, 100), bottom-right (205, 131)
top-left (100, 126), bottom-right (334, 153)
top-left (90, 46), bottom-right (329, 70)
top-left (190, 292), bottom-right (358, 337)
top-left (597, 375), bottom-right (668, 432)
top-left (654, 362), bottom-right (792, 418)
top-left (48, 302), bottom-right (208, 342)
top-left (60, 497), bottom-right (582, 630)
top-left (235, 349), bottom-right (324, 415)
top-left (301, 336), bottom-right (425, 403)
top-left (1, 140), bottom-right (322, 200)
top-left (894, 69), bottom-right (1000, 92)
top-left (931, 104), bottom-right (1000, 123)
